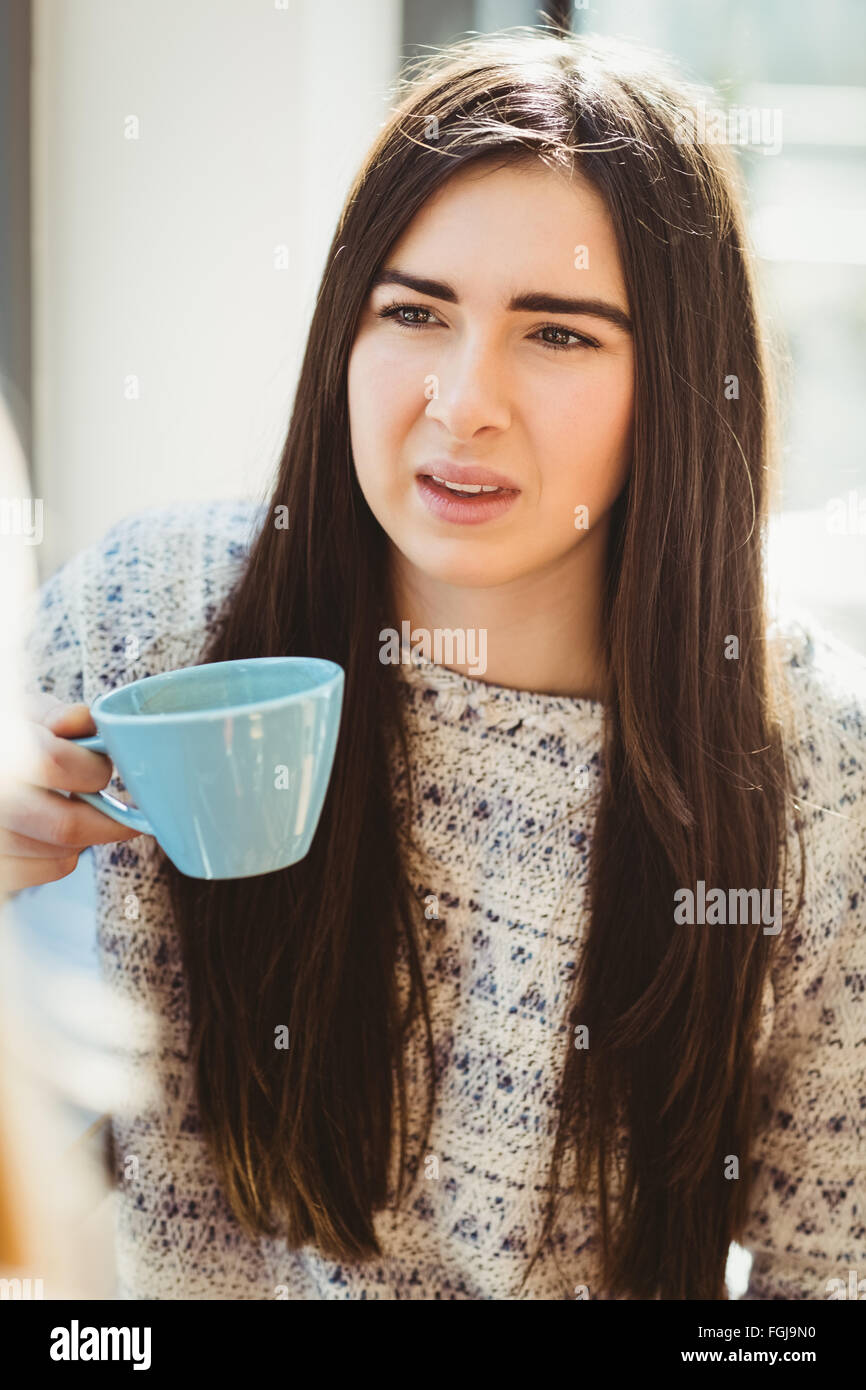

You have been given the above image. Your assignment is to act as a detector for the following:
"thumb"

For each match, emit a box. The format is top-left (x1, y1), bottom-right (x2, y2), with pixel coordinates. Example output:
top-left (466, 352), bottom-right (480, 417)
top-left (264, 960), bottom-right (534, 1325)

top-left (42, 700), bottom-right (97, 737)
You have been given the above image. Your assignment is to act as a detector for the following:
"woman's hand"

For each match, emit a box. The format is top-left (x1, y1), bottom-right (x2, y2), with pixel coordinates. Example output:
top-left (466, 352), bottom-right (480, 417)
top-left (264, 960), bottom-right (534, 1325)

top-left (0, 694), bottom-right (144, 894)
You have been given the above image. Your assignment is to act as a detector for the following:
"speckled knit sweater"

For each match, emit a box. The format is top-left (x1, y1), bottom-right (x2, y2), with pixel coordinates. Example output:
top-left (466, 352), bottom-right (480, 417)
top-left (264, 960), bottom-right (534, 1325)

top-left (21, 498), bottom-right (866, 1300)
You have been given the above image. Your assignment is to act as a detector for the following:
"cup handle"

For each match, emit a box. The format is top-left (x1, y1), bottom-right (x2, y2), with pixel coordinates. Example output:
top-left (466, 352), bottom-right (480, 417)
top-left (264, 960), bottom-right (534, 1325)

top-left (68, 734), bottom-right (154, 836)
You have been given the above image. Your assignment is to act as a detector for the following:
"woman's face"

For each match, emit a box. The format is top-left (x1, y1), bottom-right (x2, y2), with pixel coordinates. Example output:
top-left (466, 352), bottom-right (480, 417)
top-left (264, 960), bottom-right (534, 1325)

top-left (347, 158), bottom-right (634, 592)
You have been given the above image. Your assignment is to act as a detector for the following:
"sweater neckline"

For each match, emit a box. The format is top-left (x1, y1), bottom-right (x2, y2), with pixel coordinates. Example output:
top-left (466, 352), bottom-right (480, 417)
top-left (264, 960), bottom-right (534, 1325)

top-left (393, 645), bottom-right (606, 739)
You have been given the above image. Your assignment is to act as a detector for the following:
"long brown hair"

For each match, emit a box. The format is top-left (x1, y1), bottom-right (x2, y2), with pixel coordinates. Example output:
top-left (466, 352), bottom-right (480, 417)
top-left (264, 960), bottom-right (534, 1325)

top-left (164, 29), bottom-right (806, 1298)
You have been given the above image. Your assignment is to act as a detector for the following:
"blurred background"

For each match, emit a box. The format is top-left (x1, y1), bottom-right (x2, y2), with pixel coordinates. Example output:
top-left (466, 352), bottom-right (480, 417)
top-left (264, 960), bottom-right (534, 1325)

top-left (0, 0), bottom-right (863, 1300)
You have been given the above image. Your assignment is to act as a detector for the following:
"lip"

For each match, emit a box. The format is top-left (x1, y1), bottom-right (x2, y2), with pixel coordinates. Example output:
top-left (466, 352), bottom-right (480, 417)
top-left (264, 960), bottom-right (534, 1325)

top-left (414, 471), bottom-right (520, 527)
top-left (415, 460), bottom-right (519, 491)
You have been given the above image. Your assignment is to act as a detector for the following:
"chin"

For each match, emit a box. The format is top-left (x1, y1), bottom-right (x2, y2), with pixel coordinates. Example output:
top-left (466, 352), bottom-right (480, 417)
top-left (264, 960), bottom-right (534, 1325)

top-left (403, 546), bottom-right (519, 589)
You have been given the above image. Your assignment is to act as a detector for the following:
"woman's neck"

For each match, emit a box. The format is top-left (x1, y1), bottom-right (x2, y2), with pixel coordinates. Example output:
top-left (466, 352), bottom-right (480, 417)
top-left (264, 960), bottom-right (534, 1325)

top-left (388, 521), bottom-right (611, 702)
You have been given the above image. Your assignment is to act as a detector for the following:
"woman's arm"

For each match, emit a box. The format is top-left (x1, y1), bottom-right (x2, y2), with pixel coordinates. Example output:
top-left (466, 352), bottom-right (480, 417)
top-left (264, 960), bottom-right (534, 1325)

top-left (740, 632), bottom-right (866, 1300)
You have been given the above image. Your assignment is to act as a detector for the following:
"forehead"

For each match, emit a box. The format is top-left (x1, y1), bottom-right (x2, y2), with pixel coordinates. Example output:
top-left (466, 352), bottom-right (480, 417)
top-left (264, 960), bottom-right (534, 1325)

top-left (385, 157), bottom-right (626, 297)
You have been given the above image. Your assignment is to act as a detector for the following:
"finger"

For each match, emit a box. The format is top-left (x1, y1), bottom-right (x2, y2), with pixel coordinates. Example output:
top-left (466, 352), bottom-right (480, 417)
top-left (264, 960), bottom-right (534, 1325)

top-left (41, 700), bottom-right (96, 736)
top-left (0, 826), bottom-right (104, 859)
top-left (25, 694), bottom-right (96, 738)
top-left (24, 690), bottom-right (76, 723)
top-left (0, 783), bottom-right (144, 849)
top-left (27, 718), bottom-right (114, 793)
top-left (0, 853), bottom-right (81, 892)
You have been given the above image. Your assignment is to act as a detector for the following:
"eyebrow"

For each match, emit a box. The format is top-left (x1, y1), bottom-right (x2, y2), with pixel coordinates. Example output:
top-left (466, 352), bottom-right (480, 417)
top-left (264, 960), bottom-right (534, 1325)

top-left (369, 266), bottom-right (633, 334)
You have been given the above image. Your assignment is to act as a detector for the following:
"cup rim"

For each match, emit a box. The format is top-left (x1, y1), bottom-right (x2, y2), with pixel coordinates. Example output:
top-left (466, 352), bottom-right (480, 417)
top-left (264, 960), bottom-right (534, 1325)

top-left (90, 656), bottom-right (344, 725)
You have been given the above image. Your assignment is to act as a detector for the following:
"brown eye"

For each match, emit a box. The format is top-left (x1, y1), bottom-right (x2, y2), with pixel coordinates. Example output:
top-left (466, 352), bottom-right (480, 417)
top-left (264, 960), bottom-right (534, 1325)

top-left (534, 325), bottom-right (599, 352)
top-left (377, 302), bottom-right (440, 329)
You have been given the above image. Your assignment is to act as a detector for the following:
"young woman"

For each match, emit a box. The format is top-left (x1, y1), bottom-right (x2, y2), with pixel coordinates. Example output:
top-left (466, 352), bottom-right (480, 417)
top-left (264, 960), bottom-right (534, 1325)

top-left (9, 30), bottom-right (865, 1300)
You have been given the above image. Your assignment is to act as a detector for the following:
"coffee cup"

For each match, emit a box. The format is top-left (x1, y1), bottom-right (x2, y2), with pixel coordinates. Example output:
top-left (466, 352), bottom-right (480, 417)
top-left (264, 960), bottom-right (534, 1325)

top-left (66, 656), bottom-right (344, 879)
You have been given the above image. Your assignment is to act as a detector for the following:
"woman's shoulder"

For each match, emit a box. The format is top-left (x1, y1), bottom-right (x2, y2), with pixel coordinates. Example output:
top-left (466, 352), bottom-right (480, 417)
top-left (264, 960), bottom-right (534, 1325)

top-left (768, 607), bottom-right (866, 960)
top-left (769, 606), bottom-right (866, 817)
top-left (94, 494), bottom-right (266, 628)
top-left (91, 494), bottom-right (266, 580)
top-left (23, 496), bottom-right (267, 703)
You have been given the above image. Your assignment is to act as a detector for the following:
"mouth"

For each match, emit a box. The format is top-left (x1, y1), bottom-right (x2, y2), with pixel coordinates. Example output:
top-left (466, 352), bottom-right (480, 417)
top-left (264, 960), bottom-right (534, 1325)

top-left (424, 473), bottom-right (512, 497)
top-left (415, 461), bottom-right (518, 492)
top-left (414, 467), bottom-right (521, 526)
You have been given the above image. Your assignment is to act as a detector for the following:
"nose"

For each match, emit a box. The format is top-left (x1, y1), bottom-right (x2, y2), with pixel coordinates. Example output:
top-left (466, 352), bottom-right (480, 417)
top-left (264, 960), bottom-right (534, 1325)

top-left (423, 334), bottom-right (512, 441)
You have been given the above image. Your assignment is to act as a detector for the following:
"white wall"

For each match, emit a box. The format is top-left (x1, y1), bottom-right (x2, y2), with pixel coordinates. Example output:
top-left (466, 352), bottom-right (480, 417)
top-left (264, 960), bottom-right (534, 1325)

top-left (32, 0), bottom-right (401, 577)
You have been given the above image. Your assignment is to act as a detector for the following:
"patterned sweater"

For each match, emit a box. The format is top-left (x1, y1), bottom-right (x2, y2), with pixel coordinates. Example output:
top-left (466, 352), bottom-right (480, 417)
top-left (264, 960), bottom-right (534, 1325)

top-left (21, 498), bottom-right (866, 1300)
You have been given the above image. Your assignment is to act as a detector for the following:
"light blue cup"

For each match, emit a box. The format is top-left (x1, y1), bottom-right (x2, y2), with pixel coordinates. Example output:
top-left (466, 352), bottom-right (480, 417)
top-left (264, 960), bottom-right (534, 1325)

top-left (68, 657), bottom-right (344, 880)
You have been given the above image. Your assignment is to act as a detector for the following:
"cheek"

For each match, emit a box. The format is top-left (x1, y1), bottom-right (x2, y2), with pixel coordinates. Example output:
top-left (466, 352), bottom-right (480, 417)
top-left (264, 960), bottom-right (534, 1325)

top-left (534, 365), bottom-right (633, 515)
top-left (349, 341), bottom-right (421, 446)
top-left (348, 346), bottom-right (380, 465)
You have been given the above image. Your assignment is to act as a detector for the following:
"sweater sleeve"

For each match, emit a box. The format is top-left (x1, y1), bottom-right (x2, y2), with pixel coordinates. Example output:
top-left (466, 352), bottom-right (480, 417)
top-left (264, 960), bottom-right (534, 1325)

top-left (20, 543), bottom-right (89, 708)
top-left (20, 497), bottom-right (264, 710)
top-left (739, 627), bottom-right (866, 1300)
